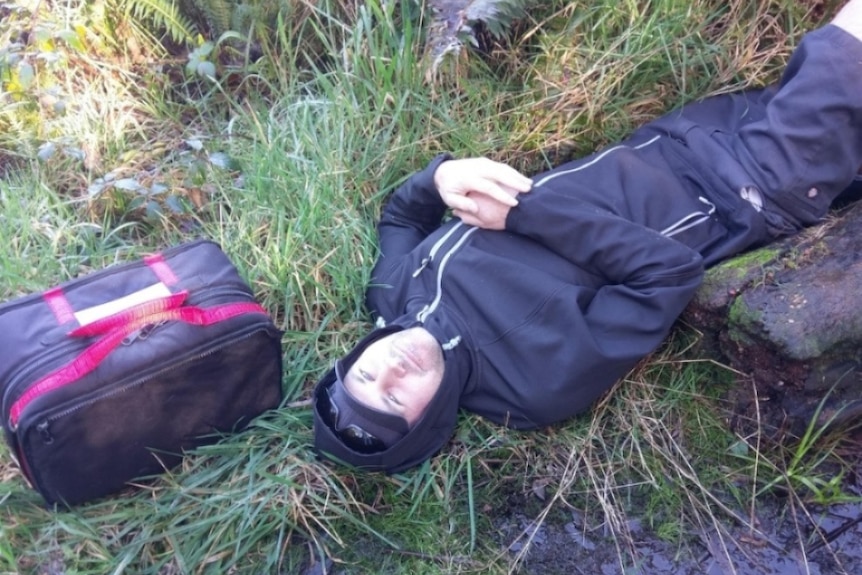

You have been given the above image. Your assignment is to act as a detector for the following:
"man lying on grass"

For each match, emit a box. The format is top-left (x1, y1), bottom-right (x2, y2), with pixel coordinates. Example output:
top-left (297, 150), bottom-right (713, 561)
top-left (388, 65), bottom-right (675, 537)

top-left (313, 1), bottom-right (862, 473)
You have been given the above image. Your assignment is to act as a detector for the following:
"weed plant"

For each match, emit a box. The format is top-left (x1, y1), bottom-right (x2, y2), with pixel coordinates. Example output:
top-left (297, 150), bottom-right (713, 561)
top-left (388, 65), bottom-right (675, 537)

top-left (1, 0), bottom-right (859, 573)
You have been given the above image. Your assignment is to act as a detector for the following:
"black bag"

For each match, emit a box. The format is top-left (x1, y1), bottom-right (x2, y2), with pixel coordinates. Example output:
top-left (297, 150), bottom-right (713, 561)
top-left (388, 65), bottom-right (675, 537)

top-left (0, 239), bottom-right (283, 506)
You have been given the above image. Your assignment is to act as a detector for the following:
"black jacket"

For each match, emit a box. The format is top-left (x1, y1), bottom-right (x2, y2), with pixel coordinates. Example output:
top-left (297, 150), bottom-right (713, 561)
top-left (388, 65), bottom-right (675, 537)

top-left (368, 151), bottom-right (707, 431)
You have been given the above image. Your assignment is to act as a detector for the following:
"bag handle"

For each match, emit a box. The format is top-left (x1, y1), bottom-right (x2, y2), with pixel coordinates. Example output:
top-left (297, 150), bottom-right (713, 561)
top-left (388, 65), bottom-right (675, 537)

top-left (68, 291), bottom-right (189, 337)
top-left (9, 302), bottom-right (268, 429)
top-left (42, 252), bottom-right (180, 326)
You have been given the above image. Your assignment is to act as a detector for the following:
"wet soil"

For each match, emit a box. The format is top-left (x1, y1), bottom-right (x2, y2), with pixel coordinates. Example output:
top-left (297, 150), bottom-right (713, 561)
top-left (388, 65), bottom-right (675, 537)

top-left (493, 494), bottom-right (862, 575)
top-left (307, 455), bottom-right (862, 575)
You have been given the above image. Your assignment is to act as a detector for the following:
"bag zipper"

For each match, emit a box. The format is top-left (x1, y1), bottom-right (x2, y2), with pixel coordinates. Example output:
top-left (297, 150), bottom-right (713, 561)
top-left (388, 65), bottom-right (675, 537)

top-left (1, 285), bottom-right (253, 423)
top-left (23, 323), bottom-right (274, 446)
top-left (185, 285), bottom-right (253, 308)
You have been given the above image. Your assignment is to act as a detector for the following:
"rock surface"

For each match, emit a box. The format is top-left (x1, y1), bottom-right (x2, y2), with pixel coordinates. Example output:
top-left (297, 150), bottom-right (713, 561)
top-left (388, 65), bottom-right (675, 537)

top-left (682, 201), bottom-right (862, 438)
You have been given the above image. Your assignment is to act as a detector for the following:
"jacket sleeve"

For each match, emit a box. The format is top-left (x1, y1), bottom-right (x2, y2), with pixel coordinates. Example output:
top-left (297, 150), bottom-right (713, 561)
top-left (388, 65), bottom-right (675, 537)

top-left (366, 155), bottom-right (452, 318)
top-left (506, 188), bottom-right (705, 365)
top-left (374, 154), bottom-right (453, 267)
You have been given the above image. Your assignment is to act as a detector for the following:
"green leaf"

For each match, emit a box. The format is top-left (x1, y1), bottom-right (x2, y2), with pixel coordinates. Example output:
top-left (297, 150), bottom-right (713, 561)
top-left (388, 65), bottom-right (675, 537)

top-left (185, 139), bottom-right (204, 151)
top-left (87, 182), bottom-right (107, 197)
top-left (58, 29), bottom-right (87, 52)
top-left (17, 61), bottom-right (34, 89)
top-left (194, 42), bottom-right (214, 57)
top-left (196, 60), bottom-right (216, 79)
top-left (114, 178), bottom-right (144, 192)
top-left (145, 200), bottom-right (163, 219)
top-left (207, 152), bottom-right (235, 170)
top-left (37, 142), bottom-right (56, 161)
top-left (728, 440), bottom-right (749, 458)
top-left (149, 183), bottom-right (169, 195)
top-left (166, 195), bottom-right (186, 214)
top-left (128, 195), bottom-right (147, 211)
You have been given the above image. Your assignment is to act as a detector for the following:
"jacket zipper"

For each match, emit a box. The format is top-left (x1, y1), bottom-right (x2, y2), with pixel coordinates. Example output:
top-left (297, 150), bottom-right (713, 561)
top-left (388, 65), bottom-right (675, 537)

top-left (416, 226), bottom-right (478, 323)
top-left (412, 222), bottom-right (467, 277)
top-left (3, 285), bottom-right (258, 430)
top-left (25, 324), bottom-right (273, 447)
top-left (532, 135), bottom-right (662, 188)
top-left (660, 196), bottom-right (716, 238)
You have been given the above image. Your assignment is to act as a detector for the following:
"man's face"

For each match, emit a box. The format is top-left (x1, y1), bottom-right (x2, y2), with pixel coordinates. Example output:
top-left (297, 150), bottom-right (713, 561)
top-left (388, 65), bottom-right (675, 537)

top-left (342, 327), bottom-right (445, 426)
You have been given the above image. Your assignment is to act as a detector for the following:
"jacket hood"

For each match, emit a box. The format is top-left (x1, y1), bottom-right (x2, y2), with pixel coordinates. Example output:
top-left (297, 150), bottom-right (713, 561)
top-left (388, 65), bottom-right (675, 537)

top-left (312, 316), bottom-right (471, 474)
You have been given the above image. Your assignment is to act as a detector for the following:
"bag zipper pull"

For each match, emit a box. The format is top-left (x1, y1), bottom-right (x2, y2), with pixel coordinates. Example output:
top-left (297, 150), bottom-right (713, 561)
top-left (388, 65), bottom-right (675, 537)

top-left (122, 321), bottom-right (165, 345)
top-left (37, 421), bottom-right (54, 444)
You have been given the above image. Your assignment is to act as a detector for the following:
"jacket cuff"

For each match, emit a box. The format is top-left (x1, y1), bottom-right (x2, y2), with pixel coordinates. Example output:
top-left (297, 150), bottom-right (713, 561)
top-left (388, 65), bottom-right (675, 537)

top-left (411, 153), bottom-right (454, 203)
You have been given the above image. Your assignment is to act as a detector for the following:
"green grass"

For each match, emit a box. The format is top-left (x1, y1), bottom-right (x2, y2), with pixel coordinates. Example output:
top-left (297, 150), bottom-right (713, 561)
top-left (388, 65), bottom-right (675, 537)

top-left (1, 0), bottom-right (859, 573)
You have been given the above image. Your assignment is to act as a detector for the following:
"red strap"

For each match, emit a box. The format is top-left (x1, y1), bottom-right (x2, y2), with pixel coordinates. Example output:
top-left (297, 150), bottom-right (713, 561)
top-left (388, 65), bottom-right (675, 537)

top-left (144, 253), bottom-right (179, 286)
top-left (43, 287), bottom-right (75, 325)
top-left (68, 291), bottom-right (188, 337)
top-left (9, 302), bottom-right (267, 428)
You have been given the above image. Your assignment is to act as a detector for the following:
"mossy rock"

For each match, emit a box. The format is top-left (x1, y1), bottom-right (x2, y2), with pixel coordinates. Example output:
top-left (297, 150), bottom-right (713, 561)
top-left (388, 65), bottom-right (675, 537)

top-left (683, 201), bottom-right (862, 437)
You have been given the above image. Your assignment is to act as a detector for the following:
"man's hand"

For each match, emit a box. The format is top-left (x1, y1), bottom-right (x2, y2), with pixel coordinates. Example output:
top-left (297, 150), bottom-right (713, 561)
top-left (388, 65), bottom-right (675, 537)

top-left (834, 0), bottom-right (862, 42)
top-left (433, 157), bottom-right (532, 230)
top-left (453, 191), bottom-right (519, 230)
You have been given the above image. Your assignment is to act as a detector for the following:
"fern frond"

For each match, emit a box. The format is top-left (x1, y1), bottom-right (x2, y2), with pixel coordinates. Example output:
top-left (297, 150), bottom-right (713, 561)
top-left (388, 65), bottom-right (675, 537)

top-left (425, 0), bottom-right (526, 76)
top-left (231, 3), bottom-right (255, 36)
top-left (462, 0), bottom-right (524, 37)
top-left (185, 0), bottom-right (233, 38)
top-left (120, 0), bottom-right (198, 45)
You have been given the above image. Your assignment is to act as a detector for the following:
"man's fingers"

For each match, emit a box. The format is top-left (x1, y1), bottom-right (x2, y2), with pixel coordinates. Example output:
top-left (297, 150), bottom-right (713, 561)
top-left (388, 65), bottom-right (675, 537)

top-left (494, 165), bottom-right (533, 192)
top-left (445, 194), bottom-right (479, 214)
top-left (476, 158), bottom-right (533, 192)
top-left (468, 179), bottom-right (519, 207)
top-left (435, 157), bottom-right (532, 213)
top-left (452, 209), bottom-right (475, 225)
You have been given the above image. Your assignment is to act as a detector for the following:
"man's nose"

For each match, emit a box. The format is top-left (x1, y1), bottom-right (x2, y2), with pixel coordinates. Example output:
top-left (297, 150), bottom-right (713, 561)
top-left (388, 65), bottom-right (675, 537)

top-left (386, 354), bottom-right (408, 377)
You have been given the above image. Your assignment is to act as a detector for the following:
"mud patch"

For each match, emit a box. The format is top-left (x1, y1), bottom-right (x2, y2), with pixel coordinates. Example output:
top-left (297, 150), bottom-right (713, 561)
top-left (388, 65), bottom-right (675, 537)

top-left (493, 495), bottom-right (862, 574)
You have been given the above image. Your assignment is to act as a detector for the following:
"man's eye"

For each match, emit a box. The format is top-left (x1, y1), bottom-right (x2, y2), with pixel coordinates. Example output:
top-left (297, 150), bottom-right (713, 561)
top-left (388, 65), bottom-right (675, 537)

top-left (360, 370), bottom-right (373, 382)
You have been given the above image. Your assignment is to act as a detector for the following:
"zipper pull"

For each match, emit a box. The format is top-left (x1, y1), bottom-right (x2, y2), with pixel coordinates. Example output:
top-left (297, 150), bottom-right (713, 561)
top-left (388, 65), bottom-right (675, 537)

top-left (698, 196), bottom-right (716, 214)
top-left (122, 328), bottom-right (141, 346)
top-left (416, 304), bottom-right (431, 323)
top-left (137, 320), bottom-right (164, 341)
top-left (37, 421), bottom-right (54, 445)
top-left (122, 321), bottom-right (163, 345)
top-left (413, 257), bottom-right (431, 277)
